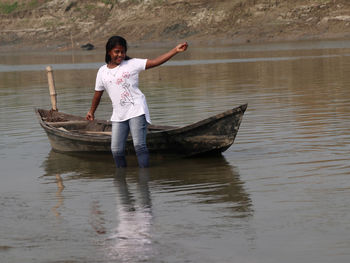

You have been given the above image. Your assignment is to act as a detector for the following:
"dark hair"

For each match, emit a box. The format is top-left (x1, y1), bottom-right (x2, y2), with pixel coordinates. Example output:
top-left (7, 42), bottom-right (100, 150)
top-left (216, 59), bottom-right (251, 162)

top-left (105, 36), bottom-right (131, 64)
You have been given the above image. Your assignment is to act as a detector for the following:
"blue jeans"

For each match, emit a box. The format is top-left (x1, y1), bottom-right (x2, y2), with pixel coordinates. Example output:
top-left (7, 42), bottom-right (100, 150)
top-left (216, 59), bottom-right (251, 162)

top-left (111, 115), bottom-right (149, 168)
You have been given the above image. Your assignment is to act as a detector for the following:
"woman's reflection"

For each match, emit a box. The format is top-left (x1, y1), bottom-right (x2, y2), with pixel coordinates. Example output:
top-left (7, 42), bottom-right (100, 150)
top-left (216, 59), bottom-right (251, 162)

top-left (106, 168), bottom-right (153, 262)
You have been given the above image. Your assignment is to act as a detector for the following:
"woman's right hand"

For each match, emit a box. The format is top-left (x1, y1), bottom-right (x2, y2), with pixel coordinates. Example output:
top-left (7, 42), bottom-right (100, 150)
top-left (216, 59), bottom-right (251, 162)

top-left (86, 91), bottom-right (103, 120)
top-left (86, 111), bottom-right (94, 120)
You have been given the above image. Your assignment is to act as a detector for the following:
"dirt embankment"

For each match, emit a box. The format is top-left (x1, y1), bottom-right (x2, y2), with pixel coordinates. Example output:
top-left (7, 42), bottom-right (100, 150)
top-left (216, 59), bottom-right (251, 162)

top-left (1, 0), bottom-right (350, 51)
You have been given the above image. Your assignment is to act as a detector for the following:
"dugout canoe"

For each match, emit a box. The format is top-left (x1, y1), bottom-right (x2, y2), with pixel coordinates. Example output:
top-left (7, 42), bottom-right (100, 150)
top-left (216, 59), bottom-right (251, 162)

top-left (35, 104), bottom-right (247, 156)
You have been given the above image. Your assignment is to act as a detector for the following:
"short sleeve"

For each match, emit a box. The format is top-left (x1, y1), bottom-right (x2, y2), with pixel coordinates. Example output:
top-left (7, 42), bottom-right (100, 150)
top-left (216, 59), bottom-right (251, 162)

top-left (132, 58), bottom-right (147, 72)
top-left (95, 67), bottom-right (105, 91)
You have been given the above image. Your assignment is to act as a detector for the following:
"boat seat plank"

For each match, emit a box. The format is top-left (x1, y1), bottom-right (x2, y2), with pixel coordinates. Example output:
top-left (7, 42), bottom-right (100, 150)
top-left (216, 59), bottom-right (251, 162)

top-left (79, 131), bottom-right (112, 135)
top-left (47, 120), bottom-right (89, 127)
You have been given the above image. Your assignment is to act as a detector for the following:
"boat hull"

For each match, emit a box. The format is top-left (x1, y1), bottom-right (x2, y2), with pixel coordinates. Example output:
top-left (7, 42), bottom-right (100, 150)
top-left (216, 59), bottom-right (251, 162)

top-left (36, 104), bottom-right (247, 156)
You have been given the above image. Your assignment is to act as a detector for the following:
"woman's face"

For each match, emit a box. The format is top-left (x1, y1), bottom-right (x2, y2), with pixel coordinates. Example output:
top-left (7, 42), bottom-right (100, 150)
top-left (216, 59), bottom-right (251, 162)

top-left (108, 45), bottom-right (126, 66)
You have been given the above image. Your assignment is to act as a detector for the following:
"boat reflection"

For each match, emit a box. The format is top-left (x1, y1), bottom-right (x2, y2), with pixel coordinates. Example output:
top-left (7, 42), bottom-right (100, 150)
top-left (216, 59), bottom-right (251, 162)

top-left (42, 151), bottom-right (252, 215)
top-left (41, 151), bottom-right (252, 261)
top-left (41, 150), bottom-right (116, 178)
top-left (148, 157), bottom-right (252, 215)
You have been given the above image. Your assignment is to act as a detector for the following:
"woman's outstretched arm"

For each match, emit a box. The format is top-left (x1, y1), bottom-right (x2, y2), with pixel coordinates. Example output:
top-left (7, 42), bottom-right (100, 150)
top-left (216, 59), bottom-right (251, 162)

top-left (146, 42), bottom-right (188, 70)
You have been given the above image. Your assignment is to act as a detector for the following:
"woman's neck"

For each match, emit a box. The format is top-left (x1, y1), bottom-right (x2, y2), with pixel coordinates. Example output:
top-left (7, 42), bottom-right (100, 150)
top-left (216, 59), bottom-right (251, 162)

top-left (107, 63), bottom-right (119, 69)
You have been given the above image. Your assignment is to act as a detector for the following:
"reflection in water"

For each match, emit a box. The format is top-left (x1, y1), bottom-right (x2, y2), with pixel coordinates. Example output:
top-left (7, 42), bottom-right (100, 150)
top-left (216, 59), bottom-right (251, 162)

top-left (51, 174), bottom-right (65, 218)
top-left (90, 200), bottom-right (107, 235)
top-left (42, 151), bottom-right (251, 217)
top-left (42, 150), bottom-right (116, 178)
top-left (41, 151), bottom-right (252, 262)
top-left (150, 157), bottom-right (252, 216)
top-left (106, 169), bottom-right (153, 262)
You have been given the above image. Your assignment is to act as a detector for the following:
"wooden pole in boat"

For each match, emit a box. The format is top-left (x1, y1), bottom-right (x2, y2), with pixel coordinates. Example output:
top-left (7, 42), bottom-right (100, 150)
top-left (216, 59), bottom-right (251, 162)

top-left (46, 65), bottom-right (58, 111)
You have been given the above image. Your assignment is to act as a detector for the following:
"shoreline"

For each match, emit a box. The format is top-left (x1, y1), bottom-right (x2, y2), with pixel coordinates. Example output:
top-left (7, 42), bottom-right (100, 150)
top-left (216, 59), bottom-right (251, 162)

top-left (2, 34), bottom-right (350, 54)
top-left (1, 0), bottom-right (350, 53)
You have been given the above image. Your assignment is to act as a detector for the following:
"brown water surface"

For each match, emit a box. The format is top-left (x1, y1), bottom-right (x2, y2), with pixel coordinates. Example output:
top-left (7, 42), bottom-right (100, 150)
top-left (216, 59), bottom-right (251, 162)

top-left (1, 40), bottom-right (350, 263)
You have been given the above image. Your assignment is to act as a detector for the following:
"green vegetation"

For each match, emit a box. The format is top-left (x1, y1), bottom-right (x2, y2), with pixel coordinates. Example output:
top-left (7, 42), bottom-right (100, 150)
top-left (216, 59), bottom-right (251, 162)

top-left (100, 0), bottom-right (118, 4)
top-left (28, 0), bottom-right (42, 8)
top-left (0, 2), bottom-right (18, 14)
top-left (85, 4), bottom-right (95, 11)
top-left (0, 0), bottom-right (49, 14)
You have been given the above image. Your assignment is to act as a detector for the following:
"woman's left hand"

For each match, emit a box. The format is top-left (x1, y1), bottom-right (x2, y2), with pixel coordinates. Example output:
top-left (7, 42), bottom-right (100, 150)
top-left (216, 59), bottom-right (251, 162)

top-left (175, 42), bottom-right (188, 53)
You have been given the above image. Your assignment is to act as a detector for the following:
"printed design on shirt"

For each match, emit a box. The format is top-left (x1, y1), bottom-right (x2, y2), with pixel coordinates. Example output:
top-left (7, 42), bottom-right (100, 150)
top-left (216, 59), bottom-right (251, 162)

top-left (117, 71), bottom-right (134, 106)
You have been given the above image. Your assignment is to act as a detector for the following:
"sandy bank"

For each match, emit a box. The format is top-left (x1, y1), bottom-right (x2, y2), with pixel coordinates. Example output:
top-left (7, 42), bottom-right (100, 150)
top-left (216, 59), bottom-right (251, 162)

top-left (1, 0), bottom-right (350, 52)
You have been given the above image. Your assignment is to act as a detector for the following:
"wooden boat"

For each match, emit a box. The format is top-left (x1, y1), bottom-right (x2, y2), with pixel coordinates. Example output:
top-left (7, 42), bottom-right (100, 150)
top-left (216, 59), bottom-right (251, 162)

top-left (35, 104), bottom-right (247, 156)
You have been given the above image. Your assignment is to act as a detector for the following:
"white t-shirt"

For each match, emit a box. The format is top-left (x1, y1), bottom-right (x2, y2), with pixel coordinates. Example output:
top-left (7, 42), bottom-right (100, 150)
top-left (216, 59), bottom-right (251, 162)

top-left (95, 58), bottom-right (151, 123)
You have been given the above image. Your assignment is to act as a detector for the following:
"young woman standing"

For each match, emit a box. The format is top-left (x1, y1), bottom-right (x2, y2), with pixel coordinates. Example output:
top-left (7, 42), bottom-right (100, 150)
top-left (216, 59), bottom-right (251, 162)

top-left (86, 36), bottom-right (188, 168)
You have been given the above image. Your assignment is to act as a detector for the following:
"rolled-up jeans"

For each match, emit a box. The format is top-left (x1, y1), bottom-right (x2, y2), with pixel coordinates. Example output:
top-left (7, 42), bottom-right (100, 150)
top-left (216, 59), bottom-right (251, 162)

top-left (111, 114), bottom-right (149, 168)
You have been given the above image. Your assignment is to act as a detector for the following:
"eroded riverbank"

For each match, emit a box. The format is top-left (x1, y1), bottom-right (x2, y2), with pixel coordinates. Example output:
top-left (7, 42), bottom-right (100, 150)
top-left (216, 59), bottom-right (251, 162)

top-left (1, 0), bottom-right (350, 52)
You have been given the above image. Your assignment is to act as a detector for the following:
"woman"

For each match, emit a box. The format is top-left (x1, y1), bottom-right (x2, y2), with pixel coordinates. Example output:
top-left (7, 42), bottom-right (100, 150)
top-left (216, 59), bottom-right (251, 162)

top-left (86, 36), bottom-right (188, 168)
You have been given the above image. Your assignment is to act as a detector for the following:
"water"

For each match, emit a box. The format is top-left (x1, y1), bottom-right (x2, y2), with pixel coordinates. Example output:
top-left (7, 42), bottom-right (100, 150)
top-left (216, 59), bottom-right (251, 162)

top-left (1, 39), bottom-right (350, 263)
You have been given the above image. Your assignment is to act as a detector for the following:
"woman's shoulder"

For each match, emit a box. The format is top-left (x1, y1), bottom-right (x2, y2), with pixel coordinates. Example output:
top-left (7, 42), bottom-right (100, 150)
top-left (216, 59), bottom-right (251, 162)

top-left (97, 64), bottom-right (108, 73)
top-left (98, 64), bottom-right (108, 70)
top-left (123, 58), bottom-right (147, 68)
top-left (125, 58), bottom-right (147, 63)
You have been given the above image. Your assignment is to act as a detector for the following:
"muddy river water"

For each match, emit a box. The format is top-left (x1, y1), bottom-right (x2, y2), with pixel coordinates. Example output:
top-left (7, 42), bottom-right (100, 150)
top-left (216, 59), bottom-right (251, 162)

top-left (1, 39), bottom-right (350, 262)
